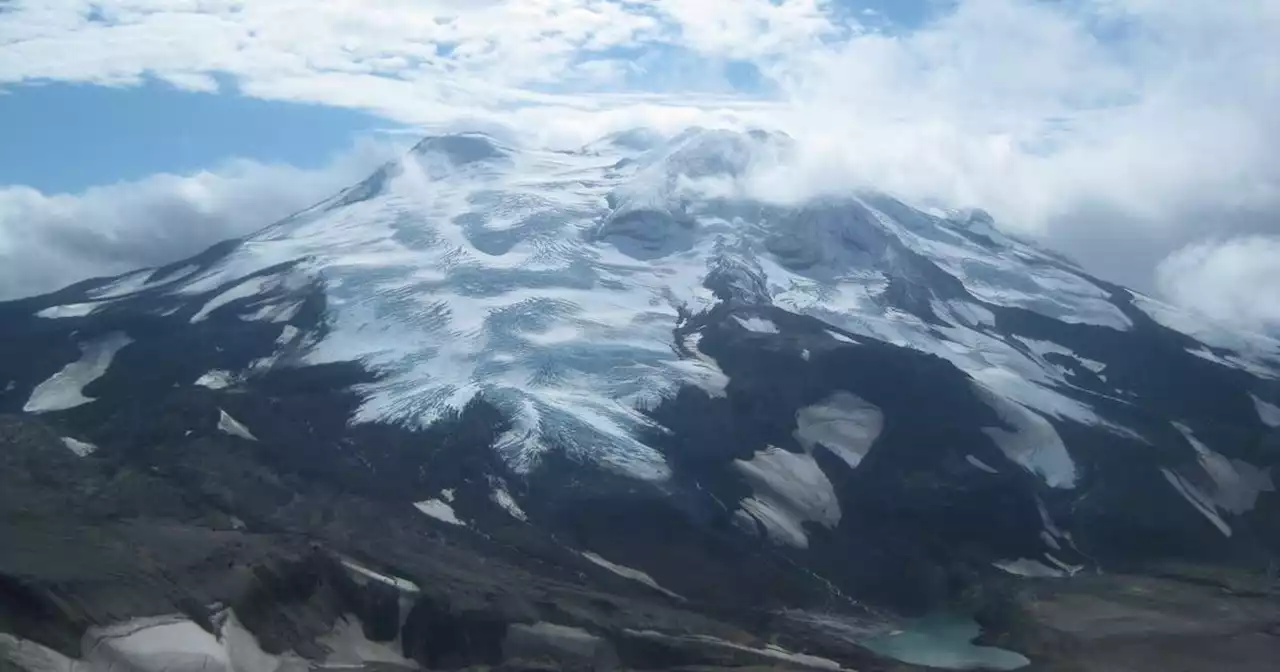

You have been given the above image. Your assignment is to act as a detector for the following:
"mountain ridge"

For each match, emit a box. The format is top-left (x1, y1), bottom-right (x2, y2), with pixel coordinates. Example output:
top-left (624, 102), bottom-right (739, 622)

top-left (2, 127), bottom-right (1279, 671)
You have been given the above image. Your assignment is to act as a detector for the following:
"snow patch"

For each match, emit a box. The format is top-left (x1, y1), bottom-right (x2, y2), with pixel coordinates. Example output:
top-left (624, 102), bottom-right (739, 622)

top-left (1252, 394), bottom-right (1280, 428)
top-left (993, 558), bottom-right (1067, 578)
top-left (341, 559), bottom-right (421, 593)
top-left (978, 387), bottom-right (1076, 489)
top-left (1159, 423), bottom-right (1275, 537)
top-left (414, 498), bottom-right (464, 526)
top-left (319, 616), bottom-right (416, 668)
top-left (943, 300), bottom-right (996, 328)
top-left (275, 325), bottom-right (300, 346)
top-left (217, 410), bottom-right (257, 441)
top-left (1161, 468), bottom-right (1232, 537)
top-left (1015, 336), bottom-right (1107, 375)
top-left (24, 332), bottom-right (132, 413)
top-left (491, 487), bottom-right (528, 521)
top-left (733, 315), bottom-right (779, 334)
top-left (60, 437), bottom-right (97, 457)
top-left (793, 391), bottom-right (884, 470)
top-left (581, 551), bottom-right (684, 600)
top-left (1043, 553), bottom-right (1084, 576)
top-left (36, 303), bottom-right (98, 319)
top-left (825, 330), bottom-right (860, 345)
top-left (965, 454), bottom-right (999, 474)
top-left (80, 611), bottom-right (264, 672)
top-left (195, 370), bottom-right (235, 390)
top-left (734, 445), bottom-right (840, 549)
top-left (190, 274), bottom-right (280, 323)
top-left (7, 612), bottom-right (285, 672)
top-left (0, 632), bottom-right (81, 672)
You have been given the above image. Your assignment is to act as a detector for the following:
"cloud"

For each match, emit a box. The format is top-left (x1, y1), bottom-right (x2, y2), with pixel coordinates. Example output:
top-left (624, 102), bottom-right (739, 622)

top-left (756, 0), bottom-right (1280, 291)
top-left (1155, 236), bottom-right (1280, 334)
top-left (1, 0), bottom-right (1278, 328)
top-left (0, 138), bottom-right (399, 299)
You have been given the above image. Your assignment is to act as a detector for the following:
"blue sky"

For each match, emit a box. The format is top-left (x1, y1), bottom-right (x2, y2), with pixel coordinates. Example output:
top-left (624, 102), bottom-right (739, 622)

top-left (0, 0), bottom-right (943, 193)
top-left (0, 78), bottom-right (392, 193)
top-left (0, 0), bottom-right (1278, 329)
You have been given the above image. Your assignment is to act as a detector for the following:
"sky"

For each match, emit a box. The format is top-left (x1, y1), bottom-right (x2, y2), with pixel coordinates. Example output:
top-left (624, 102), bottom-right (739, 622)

top-left (0, 0), bottom-right (1277, 332)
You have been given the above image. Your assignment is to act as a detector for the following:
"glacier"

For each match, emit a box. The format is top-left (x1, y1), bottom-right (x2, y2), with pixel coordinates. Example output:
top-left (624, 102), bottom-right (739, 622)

top-left (22, 128), bottom-right (1280, 485)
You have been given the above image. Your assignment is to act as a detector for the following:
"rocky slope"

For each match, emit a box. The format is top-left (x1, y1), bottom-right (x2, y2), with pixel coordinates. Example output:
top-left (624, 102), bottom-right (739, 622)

top-left (2, 128), bottom-right (1278, 671)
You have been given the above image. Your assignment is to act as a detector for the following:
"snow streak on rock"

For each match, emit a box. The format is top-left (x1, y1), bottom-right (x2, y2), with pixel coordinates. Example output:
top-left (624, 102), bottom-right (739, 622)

top-left (24, 332), bottom-right (132, 413)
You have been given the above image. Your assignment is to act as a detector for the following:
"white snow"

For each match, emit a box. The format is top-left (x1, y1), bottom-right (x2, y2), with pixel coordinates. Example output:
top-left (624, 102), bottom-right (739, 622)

top-left (942, 300), bottom-right (996, 328)
top-left (671, 331), bottom-right (730, 397)
top-left (83, 615), bottom-right (236, 672)
top-left (24, 332), bottom-right (132, 413)
top-left (19, 610), bottom-right (387, 672)
top-left (1036, 498), bottom-right (1073, 549)
top-left (1162, 468), bottom-right (1233, 537)
top-left (60, 437), bottom-right (97, 457)
top-left (491, 487), bottom-right (528, 521)
top-left (275, 325), bottom-right (301, 346)
top-left (993, 558), bottom-right (1067, 578)
top-left (825, 330), bottom-right (860, 345)
top-left (195, 370), bottom-right (235, 390)
top-left (1132, 292), bottom-right (1280, 378)
top-left (793, 392), bottom-right (884, 470)
top-left (966, 454), bottom-right (999, 474)
top-left (1043, 553), bottom-right (1084, 576)
top-left (1160, 423), bottom-right (1275, 537)
top-left (84, 269), bottom-right (159, 300)
top-left (111, 129), bottom-right (1219, 482)
top-left (341, 559), bottom-right (421, 593)
top-left (733, 315), bottom-right (779, 334)
top-left (190, 274), bottom-right (281, 323)
top-left (218, 612), bottom-right (284, 672)
top-left (242, 297), bottom-right (305, 324)
top-left (581, 551), bottom-right (684, 600)
top-left (217, 410), bottom-right (257, 441)
top-left (977, 386), bottom-right (1076, 489)
top-left (36, 302), bottom-right (99, 319)
top-left (414, 498), bottom-right (464, 526)
top-left (1252, 394), bottom-right (1280, 428)
top-left (734, 445), bottom-right (840, 549)
top-left (1014, 336), bottom-right (1107, 375)
top-left (0, 632), bottom-right (81, 672)
top-left (318, 616), bottom-right (416, 668)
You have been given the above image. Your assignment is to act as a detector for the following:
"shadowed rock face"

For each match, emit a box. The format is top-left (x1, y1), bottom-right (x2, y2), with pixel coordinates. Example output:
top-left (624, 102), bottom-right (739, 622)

top-left (3, 130), bottom-right (1280, 671)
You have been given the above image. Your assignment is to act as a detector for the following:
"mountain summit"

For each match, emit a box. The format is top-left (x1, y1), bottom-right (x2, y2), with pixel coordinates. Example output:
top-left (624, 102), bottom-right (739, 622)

top-left (2, 128), bottom-right (1279, 672)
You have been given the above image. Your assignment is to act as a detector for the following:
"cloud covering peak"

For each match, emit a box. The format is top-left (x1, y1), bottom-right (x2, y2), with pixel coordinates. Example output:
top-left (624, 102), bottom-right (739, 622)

top-left (1, 0), bottom-right (1278, 331)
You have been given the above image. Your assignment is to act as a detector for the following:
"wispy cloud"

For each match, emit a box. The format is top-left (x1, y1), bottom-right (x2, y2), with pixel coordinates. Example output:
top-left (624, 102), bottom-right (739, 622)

top-left (1156, 236), bottom-right (1280, 334)
top-left (0, 137), bottom-right (398, 299)
top-left (1, 0), bottom-right (1278, 330)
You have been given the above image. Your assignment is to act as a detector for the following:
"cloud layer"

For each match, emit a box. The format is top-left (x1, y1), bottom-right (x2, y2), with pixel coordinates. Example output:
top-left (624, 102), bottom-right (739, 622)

top-left (1, 0), bottom-right (1278, 331)
top-left (0, 139), bottom-right (396, 299)
top-left (1156, 236), bottom-right (1280, 333)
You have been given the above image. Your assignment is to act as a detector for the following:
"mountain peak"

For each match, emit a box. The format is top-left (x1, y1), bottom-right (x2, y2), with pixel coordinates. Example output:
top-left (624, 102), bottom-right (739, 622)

top-left (2, 132), bottom-right (1278, 643)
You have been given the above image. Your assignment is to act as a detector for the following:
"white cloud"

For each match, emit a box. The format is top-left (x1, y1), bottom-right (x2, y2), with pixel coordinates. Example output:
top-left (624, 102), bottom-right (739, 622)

top-left (1156, 236), bottom-right (1280, 333)
top-left (0, 138), bottom-right (399, 299)
top-left (1, 0), bottom-right (1278, 321)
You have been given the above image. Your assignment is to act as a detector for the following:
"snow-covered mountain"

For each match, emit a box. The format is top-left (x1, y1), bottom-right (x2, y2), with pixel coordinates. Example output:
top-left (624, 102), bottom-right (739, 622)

top-left (2, 128), bottom-right (1279, 672)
